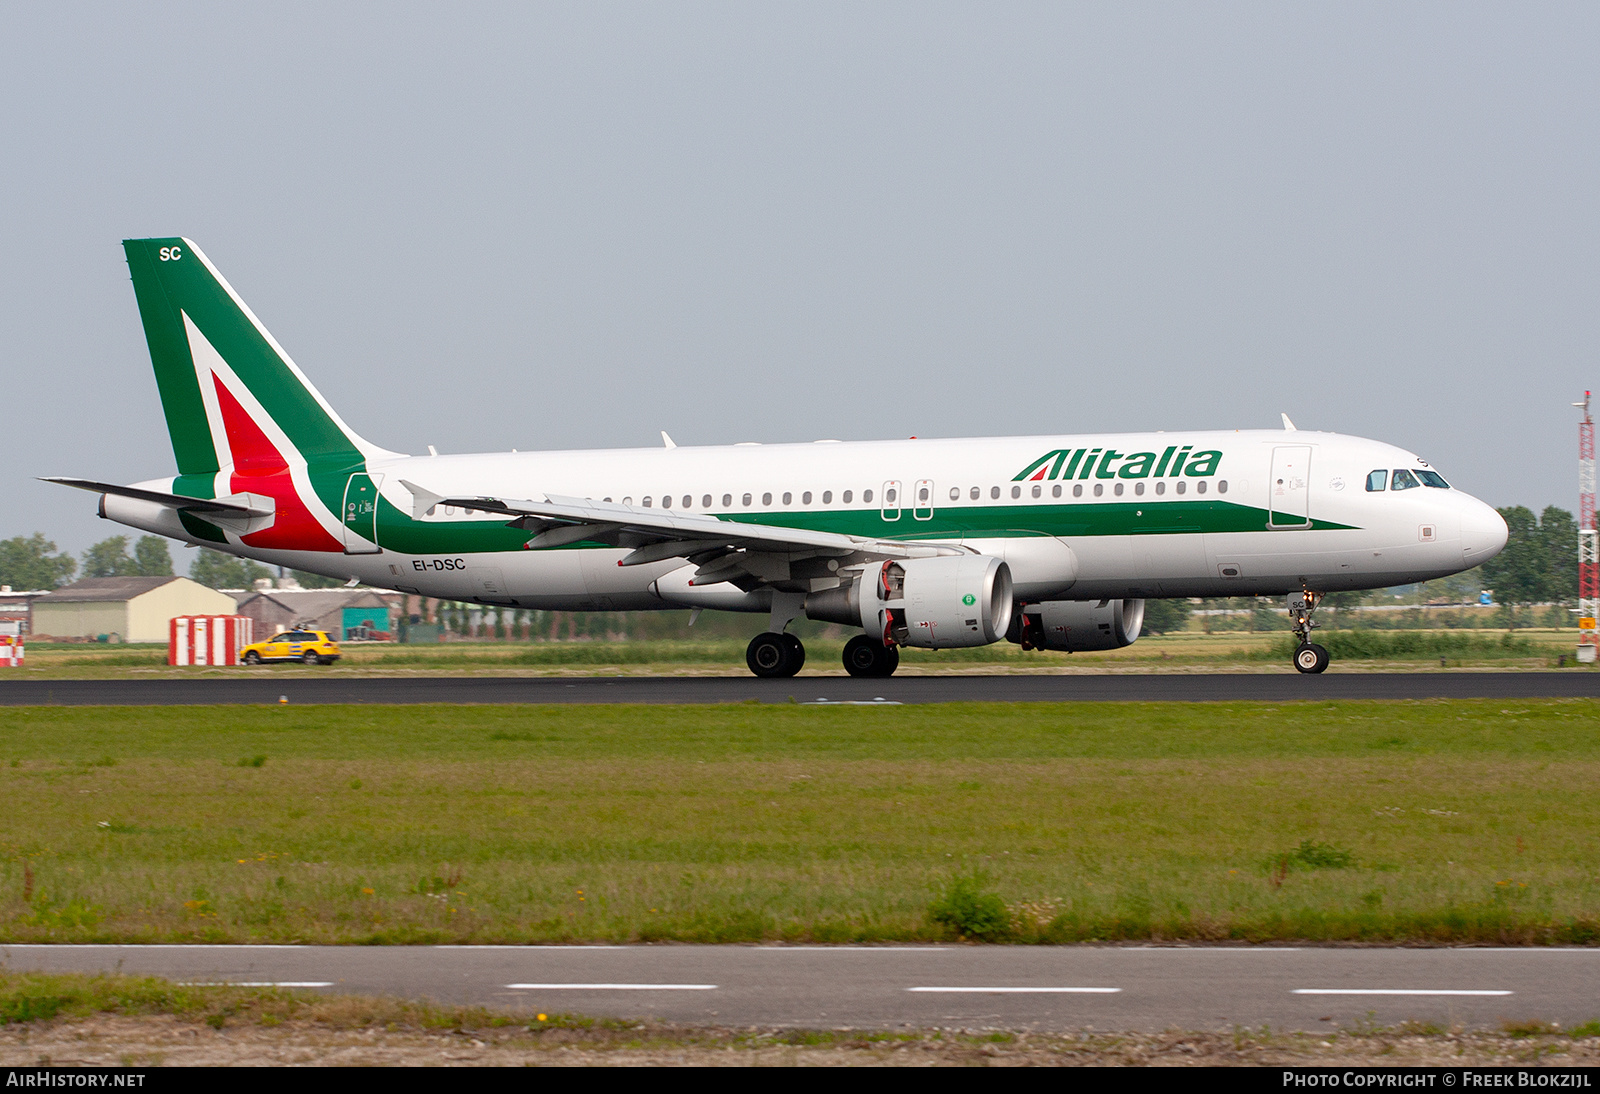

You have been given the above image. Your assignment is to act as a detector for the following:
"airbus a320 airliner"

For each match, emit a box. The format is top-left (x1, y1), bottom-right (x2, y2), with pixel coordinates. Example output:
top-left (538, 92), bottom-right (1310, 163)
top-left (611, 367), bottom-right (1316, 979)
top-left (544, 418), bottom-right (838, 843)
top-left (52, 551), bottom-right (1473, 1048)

top-left (48, 239), bottom-right (1508, 677)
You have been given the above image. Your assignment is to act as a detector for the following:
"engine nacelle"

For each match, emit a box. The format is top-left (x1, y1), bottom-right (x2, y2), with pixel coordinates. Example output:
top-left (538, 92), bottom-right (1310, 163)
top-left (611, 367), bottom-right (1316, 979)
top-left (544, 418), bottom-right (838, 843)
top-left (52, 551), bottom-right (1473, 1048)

top-left (1015, 598), bottom-right (1145, 652)
top-left (809, 556), bottom-right (1013, 649)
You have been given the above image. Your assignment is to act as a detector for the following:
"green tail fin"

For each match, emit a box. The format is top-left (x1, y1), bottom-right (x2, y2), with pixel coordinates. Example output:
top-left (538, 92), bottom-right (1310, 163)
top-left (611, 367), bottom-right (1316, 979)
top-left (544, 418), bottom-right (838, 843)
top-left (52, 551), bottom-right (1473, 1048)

top-left (122, 238), bottom-right (385, 477)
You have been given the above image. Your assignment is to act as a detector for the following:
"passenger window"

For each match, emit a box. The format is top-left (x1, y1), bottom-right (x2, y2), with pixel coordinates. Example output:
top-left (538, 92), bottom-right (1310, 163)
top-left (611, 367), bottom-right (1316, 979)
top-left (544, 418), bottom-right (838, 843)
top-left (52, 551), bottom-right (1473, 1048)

top-left (990, 486), bottom-right (1000, 500)
top-left (642, 497), bottom-right (652, 507)
top-left (1218, 480), bottom-right (1228, 494)
top-left (863, 489), bottom-right (873, 503)
top-left (918, 486), bottom-right (929, 502)
top-left (1366, 470), bottom-right (1387, 492)
top-left (702, 495), bottom-right (712, 508)
top-left (742, 493), bottom-right (752, 507)
top-left (823, 491), bottom-right (832, 504)
top-left (682, 495), bottom-right (691, 509)
top-left (949, 486), bottom-right (960, 501)
top-left (1197, 481), bottom-right (1207, 495)
top-left (1073, 484), bottom-right (1083, 498)
top-left (1134, 482), bottom-right (1144, 496)
top-left (842, 490), bottom-right (852, 503)
top-left (762, 492), bottom-right (773, 506)
top-left (1114, 483), bottom-right (1124, 496)
top-left (970, 487), bottom-right (980, 500)
top-left (721, 494), bottom-right (732, 507)
top-left (885, 487), bottom-right (896, 504)
top-left (1031, 484), bottom-right (1041, 498)
top-left (802, 491), bottom-right (812, 505)
top-left (1416, 470), bottom-right (1450, 489)
top-left (1052, 484), bottom-right (1061, 498)
top-left (1011, 485), bottom-right (1021, 499)
top-left (1176, 481), bottom-right (1186, 495)
top-left (1391, 469), bottom-right (1420, 491)
top-left (782, 492), bottom-right (792, 505)
top-left (622, 497), bottom-right (632, 506)
top-left (1093, 483), bottom-right (1104, 497)
top-left (662, 496), bottom-right (672, 508)
top-left (1155, 482), bottom-right (1165, 496)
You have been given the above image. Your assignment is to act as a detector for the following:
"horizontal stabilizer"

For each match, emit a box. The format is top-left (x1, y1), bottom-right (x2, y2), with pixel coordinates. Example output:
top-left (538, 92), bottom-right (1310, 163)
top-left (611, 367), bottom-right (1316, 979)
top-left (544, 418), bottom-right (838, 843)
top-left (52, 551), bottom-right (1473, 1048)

top-left (41, 477), bottom-right (274, 517)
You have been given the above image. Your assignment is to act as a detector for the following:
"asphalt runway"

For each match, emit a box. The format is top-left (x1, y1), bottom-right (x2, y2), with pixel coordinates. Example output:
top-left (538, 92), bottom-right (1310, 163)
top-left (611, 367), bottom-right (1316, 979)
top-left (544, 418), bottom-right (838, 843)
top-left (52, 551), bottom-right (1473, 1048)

top-left (1, 672), bottom-right (1599, 705)
top-left (4, 945), bottom-right (1596, 1031)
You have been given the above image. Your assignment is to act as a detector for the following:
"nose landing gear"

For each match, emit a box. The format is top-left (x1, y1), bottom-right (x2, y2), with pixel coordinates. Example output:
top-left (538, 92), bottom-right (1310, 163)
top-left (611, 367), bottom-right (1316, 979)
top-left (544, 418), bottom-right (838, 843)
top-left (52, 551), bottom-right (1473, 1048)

top-left (1288, 590), bottom-right (1329, 674)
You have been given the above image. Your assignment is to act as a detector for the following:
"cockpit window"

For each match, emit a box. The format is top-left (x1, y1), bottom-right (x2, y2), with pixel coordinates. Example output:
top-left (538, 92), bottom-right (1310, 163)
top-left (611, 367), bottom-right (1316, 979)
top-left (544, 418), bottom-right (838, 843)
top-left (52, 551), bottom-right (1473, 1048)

top-left (1366, 470), bottom-right (1387, 492)
top-left (1415, 469), bottom-right (1450, 489)
top-left (1391, 469), bottom-right (1421, 491)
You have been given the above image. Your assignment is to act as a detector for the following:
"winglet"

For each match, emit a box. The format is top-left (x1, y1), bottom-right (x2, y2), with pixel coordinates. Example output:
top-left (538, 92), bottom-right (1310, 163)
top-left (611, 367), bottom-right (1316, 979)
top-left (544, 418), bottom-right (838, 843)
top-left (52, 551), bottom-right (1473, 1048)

top-left (1281, 413), bottom-right (1297, 431)
top-left (399, 479), bottom-right (445, 519)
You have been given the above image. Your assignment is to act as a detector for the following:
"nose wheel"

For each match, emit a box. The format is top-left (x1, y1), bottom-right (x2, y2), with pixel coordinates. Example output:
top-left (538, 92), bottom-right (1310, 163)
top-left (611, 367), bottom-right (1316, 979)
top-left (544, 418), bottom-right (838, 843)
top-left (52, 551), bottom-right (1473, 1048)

top-left (1288, 590), bottom-right (1329, 674)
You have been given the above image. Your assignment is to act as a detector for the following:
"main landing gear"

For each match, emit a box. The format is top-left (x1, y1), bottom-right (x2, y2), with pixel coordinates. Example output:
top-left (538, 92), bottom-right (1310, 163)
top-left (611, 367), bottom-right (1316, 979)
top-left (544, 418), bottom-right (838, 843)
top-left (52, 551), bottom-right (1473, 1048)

top-left (842, 634), bottom-right (899, 678)
top-left (744, 632), bottom-right (902, 678)
top-left (1288, 589), bottom-right (1330, 674)
top-left (746, 632), bottom-right (806, 678)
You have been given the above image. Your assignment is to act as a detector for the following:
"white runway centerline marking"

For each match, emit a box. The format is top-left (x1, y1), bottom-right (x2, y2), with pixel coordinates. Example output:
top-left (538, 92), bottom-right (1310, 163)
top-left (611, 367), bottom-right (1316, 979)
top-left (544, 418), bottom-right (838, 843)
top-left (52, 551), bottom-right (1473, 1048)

top-left (908, 987), bottom-right (1121, 994)
top-left (179, 981), bottom-right (334, 988)
top-left (505, 983), bottom-right (717, 991)
top-left (1293, 989), bottom-right (1512, 997)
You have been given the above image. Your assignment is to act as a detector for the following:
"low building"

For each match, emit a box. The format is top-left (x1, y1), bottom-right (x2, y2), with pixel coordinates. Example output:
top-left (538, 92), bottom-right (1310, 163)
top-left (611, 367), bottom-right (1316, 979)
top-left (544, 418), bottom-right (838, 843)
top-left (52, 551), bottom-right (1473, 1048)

top-left (232, 588), bottom-right (396, 641)
top-left (30, 577), bottom-right (239, 643)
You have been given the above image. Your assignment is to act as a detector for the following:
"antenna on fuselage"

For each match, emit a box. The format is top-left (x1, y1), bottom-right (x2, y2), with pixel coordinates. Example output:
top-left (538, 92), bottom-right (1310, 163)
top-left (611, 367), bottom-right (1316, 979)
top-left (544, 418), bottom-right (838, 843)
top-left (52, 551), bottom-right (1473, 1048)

top-left (1280, 413), bottom-right (1297, 431)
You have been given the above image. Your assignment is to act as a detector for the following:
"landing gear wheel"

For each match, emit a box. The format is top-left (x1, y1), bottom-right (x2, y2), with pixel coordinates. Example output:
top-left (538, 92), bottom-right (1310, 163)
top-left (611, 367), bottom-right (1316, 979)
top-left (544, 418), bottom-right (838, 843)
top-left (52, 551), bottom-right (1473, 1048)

top-left (780, 633), bottom-right (805, 675)
top-left (1293, 643), bottom-right (1329, 674)
top-left (842, 635), bottom-right (899, 678)
top-left (243, 651), bottom-right (260, 665)
top-left (746, 632), bottom-right (802, 678)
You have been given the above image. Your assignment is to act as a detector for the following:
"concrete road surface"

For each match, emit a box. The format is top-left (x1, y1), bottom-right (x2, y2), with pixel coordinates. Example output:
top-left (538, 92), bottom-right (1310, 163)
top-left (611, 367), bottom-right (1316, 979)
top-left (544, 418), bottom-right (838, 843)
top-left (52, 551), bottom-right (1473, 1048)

top-left (4, 945), bottom-right (1596, 1031)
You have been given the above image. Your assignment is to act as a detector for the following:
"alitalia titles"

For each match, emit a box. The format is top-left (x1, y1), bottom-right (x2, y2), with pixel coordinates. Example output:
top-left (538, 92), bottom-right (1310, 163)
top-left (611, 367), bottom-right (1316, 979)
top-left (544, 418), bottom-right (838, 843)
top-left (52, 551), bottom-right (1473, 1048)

top-left (1012, 446), bottom-right (1223, 483)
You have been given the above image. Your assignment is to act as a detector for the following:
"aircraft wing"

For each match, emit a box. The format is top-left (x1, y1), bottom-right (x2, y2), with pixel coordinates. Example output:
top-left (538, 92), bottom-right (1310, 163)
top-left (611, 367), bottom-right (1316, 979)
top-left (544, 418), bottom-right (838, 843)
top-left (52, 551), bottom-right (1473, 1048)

top-left (399, 480), bottom-right (961, 586)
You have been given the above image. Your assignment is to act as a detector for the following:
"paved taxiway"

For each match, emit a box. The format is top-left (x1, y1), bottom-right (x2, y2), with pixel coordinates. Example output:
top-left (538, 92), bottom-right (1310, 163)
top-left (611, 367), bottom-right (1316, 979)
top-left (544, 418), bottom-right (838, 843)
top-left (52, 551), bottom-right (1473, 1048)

top-left (1, 672), bottom-right (1598, 705)
top-left (4, 945), bottom-right (1596, 1031)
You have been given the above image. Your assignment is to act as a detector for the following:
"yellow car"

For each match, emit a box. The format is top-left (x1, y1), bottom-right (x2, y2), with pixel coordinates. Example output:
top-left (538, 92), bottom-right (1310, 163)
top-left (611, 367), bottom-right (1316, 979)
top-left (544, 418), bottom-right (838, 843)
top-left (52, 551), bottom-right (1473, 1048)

top-left (240, 629), bottom-right (341, 666)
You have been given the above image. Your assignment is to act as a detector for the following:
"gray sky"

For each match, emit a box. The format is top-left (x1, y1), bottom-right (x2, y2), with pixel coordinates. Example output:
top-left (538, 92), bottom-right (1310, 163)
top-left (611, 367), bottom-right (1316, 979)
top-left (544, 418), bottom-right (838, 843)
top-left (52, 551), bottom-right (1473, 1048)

top-left (4, 2), bottom-right (1596, 559)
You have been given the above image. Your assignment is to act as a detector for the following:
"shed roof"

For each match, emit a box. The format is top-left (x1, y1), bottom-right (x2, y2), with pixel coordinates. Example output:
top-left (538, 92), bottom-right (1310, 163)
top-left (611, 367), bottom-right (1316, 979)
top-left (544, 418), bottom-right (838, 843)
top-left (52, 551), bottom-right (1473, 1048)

top-left (32, 576), bottom-right (184, 603)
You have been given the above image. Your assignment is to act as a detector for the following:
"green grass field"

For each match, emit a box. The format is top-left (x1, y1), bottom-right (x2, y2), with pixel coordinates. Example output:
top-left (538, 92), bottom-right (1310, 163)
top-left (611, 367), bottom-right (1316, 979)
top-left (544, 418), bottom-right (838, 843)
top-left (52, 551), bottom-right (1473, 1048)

top-left (2, 699), bottom-right (1597, 944)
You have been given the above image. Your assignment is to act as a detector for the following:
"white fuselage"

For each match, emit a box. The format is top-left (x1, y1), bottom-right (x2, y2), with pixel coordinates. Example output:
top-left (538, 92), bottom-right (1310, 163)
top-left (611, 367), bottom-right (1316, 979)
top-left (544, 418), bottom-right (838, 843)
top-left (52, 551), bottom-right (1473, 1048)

top-left (108, 428), bottom-right (1507, 613)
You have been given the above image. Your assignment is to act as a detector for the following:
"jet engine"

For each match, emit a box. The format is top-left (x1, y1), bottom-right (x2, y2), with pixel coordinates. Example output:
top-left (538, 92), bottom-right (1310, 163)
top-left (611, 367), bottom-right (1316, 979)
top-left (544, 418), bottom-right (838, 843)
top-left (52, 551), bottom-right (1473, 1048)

top-left (1013, 598), bottom-right (1144, 652)
top-left (806, 555), bottom-right (1013, 649)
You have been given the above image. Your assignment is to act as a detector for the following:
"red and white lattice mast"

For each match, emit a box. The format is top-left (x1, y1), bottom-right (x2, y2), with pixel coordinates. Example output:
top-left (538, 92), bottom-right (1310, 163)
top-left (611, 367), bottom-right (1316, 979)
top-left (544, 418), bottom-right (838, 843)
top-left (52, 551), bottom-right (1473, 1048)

top-left (1577, 392), bottom-right (1598, 662)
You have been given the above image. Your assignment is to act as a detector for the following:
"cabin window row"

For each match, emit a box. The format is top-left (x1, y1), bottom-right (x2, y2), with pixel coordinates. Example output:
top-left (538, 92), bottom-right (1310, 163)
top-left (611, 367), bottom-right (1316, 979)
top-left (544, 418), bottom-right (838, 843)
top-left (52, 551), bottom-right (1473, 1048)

top-left (575, 479), bottom-right (1229, 511)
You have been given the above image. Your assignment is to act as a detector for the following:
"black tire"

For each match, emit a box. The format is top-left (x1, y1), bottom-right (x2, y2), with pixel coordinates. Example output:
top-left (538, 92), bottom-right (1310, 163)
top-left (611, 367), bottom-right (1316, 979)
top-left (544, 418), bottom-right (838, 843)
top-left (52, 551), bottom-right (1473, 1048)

top-left (842, 635), bottom-right (898, 678)
top-left (746, 632), bottom-right (799, 678)
top-left (302, 651), bottom-right (320, 665)
top-left (780, 633), bottom-right (805, 674)
top-left (1293, 642), bottom-right (1330, 674)
top-left (243, 651), bottom-right (260, 666)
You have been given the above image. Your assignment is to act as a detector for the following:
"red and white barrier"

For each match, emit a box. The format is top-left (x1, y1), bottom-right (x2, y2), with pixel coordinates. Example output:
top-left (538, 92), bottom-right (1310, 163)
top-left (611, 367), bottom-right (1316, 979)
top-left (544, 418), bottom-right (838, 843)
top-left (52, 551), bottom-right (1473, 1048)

top-left (0, 635), bottom-right (21, 667)
top-left (169, 615), bottom-right (254, 666)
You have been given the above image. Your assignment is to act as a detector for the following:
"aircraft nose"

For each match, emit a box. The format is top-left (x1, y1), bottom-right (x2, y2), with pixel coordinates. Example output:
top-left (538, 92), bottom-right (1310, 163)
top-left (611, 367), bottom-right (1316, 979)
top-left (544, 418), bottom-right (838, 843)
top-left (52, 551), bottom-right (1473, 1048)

top-left (1460, 498), bottom-right (1508, 568)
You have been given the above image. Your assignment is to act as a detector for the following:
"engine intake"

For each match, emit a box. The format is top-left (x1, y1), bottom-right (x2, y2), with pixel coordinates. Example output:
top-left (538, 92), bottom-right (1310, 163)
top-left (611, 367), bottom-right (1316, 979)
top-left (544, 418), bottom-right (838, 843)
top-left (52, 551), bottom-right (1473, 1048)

top-left (808, 556), bottom-right (1013, 649)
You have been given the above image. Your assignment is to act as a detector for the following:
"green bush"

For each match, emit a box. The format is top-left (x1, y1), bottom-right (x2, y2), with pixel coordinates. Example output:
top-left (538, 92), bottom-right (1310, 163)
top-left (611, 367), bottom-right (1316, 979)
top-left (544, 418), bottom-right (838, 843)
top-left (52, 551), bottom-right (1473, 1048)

top-left (929, 876), bottom-right (1011, 940)
top-left (1261, 631), bottom-right (1538, 660)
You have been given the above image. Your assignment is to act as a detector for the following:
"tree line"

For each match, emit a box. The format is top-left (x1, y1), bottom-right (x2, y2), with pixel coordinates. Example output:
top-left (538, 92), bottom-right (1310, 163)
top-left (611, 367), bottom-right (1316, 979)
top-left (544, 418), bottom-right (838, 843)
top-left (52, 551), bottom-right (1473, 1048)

top-left (0, 533), bottom-right (340, 592)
